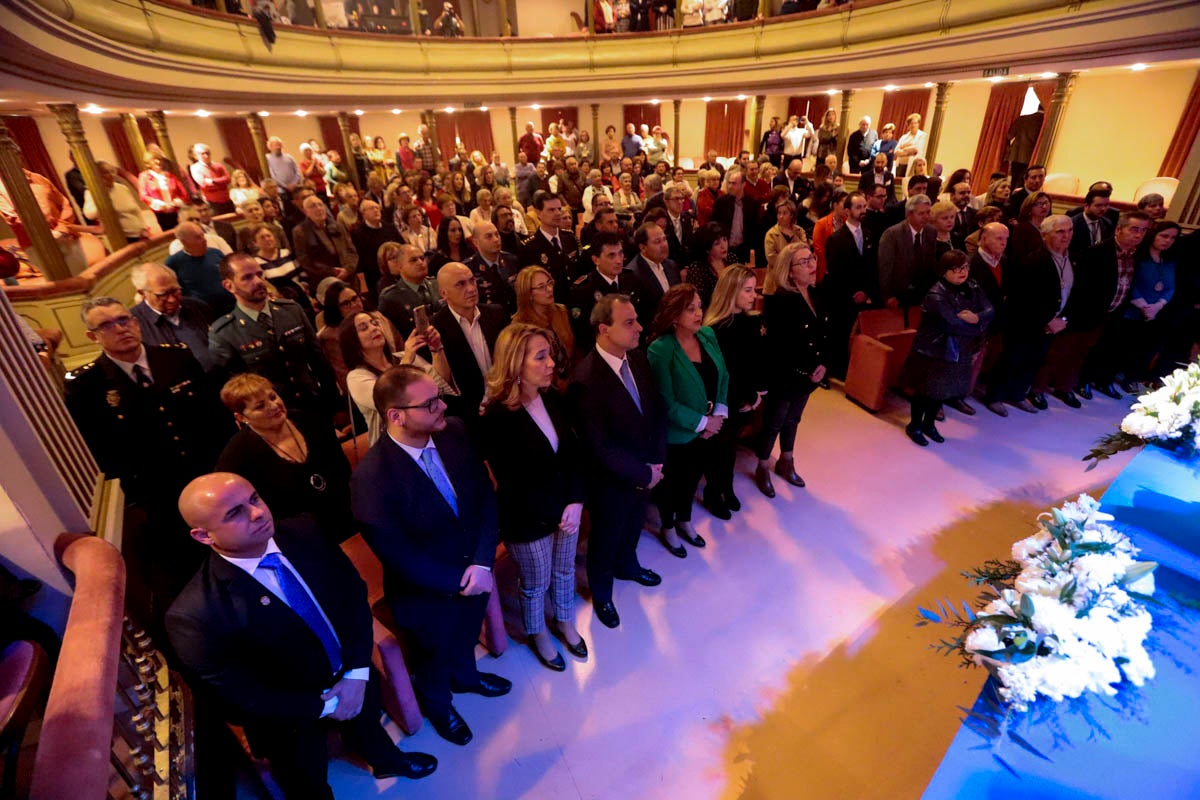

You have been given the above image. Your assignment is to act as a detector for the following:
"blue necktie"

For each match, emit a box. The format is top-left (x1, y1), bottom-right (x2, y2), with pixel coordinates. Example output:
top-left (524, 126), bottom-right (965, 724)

top-left (258, 552), bottom-right (342, 673)
top-left (619, 359), bottom-right (642, 413)
top-left (421, 448), bottom-right (459, 516)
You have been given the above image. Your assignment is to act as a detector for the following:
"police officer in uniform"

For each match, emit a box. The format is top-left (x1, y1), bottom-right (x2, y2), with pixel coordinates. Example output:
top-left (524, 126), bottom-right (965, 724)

top-left (518, 192), bottom-right (579, 304)
top-left (65, 296), bottom-right (232, 619)
top-left (378, 244), bottom-right (444, 338)
top-left (209, 253), bottom-right (337, 419)
top-left (464, 221), bottom-right (518, 314)
top-left (568, 231), bottom-right (642, 351)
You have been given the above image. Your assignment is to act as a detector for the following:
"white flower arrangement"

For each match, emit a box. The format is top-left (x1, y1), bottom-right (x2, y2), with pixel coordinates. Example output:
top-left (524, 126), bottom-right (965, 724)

top-left (1085, 358), bottom-right (1200, 469)
top-left (919, 495), bottom-right (1157, 712)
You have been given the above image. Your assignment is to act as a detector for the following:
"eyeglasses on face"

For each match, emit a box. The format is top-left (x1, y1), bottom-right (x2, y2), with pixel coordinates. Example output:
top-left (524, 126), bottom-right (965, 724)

top-left (531, 279), bottom-right (556, 292)
top-left (338, 294), bottom-right (363, 309)
top-left (391, 393), bottom-right (445, 413)
top-left (89, 315), bottom-right (136, 333)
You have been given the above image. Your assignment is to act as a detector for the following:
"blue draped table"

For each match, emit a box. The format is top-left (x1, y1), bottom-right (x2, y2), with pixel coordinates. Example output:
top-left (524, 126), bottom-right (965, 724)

top-left (920, 447), bottom-right (1200, 800)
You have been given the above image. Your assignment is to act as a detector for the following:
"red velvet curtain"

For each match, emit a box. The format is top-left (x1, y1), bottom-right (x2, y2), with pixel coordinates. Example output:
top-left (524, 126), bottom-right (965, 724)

top-left (1, 115), bottom-right (66, 194)
top-left (787, 95), bottom-right (829, 124)
top-left (704, 99), bottom-right (746, 158)
top-left (314, 115), bottom-right (362, 157)
top-left (138, 117), bottom-right (159, 147)
top-left (433, 111), bottom-right (495, 161)
top-left (624, 104), bottom-right (661, 131)
top-left (215, 116), bottom-right (265, 182)
top-left (1159, 71), bottom-right (1200, 178)
top-left (968, 83), bottom-right (1028, 194)
top-left (102, 116), bottom-right (139, 174)
top-left (539, 106), bottom-right (578, 134)
top-left (877, 88), bottom-right (931, 132)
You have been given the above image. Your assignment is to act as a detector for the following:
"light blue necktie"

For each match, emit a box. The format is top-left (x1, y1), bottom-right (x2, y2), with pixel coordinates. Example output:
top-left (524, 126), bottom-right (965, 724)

top-left (619, 359), bottom-right (642, 413)
top-left (258, 552), bottom-right (341, 673)
top-left (421, 448), bottom-right (459, 516)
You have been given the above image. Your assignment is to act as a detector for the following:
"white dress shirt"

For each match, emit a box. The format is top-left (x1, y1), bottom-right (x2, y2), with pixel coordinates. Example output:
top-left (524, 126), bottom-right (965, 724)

top-left (107, 347), bottom-right (151, 383)
top-left (449, 305), bottom-right (492, 377)
top-left (524, 393), bottom-right (559, 452)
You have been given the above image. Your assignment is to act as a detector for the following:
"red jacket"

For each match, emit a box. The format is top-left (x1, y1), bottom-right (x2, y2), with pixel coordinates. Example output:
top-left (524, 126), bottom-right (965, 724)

top-left (138, 169), bottom-right (189, 212)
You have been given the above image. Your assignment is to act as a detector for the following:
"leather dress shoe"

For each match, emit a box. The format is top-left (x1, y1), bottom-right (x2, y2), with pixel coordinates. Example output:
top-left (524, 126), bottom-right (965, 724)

top-left (1009, 399), bottom-right (1038, 414)
top-left (774, 455), bottom-right (806, 488)
top-left (594, 601), bottom-right (620, 629)
top-left (985, 401), bottom-right (1009, 417)
top-left (430, 706), bottom-right (473, 746)
top-left (553, 628), bottom-right (588, 659)
top-left (755, 464), bottom-right (776, 498)
top-left (923, 425), bottom-right (945, 444)
top-left (1075, 383), bottom-right (1094, 400)
top-left (529, 641), bottom-right (566, 672)
top-left (1095, 382), bottom-right (1123, 399)
top-left (725, 491), bottom-right (741, 512)
top-left (676, 522), bottom-right (706, 548)
top-left (451, 672), bottom-right (512, 697)
top-left (946, 398), bottom-right (976, 415)
top-left (701, 491), bottom-right (732, 520)
top-left (371, 750), bottom-right (438, 780)
top-left (659, 534), bottom-right (686, 559)
top-left (1054, 390), bottom-right (1082, 409)
top-left (1028, 392), bottom-right (1048, 410)
top-left (905, 425), bottom-right (929, 447)
top-left (617, 567), bottom-right (662, 587)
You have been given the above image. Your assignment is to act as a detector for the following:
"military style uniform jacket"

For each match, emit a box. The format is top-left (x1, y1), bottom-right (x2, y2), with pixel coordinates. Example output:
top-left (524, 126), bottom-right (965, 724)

top-left (464, 252), bottom-right (519, 314)
top-left (568, 268), bottom-right (642, 351)
top-left (64, 343), bottom-right (230, 507)
top-left (377, 276), bottom-right (443, 338)
top-left (518, 229), bottom-right (580, 304)
top-left (208, 299), bottom-right (335, 414)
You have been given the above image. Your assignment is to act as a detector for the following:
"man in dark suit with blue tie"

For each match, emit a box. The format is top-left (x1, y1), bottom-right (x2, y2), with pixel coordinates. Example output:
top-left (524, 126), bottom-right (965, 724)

top-left (568, 294), bottom-right (668, 629)
top-left (350, 365), bottom-right (509, 746)
top-left (166, 473), bottom-right (437, 800)
top-left (627, 221), bottom-right (682, 329)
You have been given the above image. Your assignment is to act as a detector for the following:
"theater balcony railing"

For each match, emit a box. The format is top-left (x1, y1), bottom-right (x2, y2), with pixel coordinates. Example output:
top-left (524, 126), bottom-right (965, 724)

top-left (2, 0), bottom-right (1198, 105)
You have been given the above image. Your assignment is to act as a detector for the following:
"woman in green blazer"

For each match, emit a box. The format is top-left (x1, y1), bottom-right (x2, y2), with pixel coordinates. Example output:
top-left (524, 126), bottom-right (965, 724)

top-left (647, 283), bottom-right (730, 557)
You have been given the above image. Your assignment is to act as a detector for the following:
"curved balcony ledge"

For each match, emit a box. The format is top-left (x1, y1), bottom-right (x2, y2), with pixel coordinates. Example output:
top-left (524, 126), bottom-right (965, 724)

top-left (2, 0), bottom-right (1198, 106)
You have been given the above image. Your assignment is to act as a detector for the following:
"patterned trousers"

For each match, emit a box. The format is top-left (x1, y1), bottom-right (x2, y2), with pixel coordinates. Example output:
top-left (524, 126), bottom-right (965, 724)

top-left (506, 528), bottom-right (579, 635)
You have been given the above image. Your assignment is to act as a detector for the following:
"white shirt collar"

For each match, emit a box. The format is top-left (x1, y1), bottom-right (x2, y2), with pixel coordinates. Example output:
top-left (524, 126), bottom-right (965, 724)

top-left (449, 304), bottom-right (478, 327)
top-left (219, 536), bottom-right (282, 575)
top-left (107, 347), bottom-right (150, 381)
top-left (978, 249), bottom-right (1001, 268)
top-left (595, 343), bottom-right (629, 379)
top-left (387, 430), bottom-right (435, 465)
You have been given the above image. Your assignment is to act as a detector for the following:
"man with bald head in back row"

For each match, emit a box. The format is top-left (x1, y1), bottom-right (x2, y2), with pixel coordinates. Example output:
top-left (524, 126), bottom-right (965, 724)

top-left (431, 262), bottom-right (507, 422)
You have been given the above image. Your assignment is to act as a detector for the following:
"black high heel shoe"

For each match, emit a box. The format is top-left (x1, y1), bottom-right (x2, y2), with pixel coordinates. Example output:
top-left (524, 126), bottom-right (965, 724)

top-left (659, 531), bottom-right (686, 558)
top-left (702, 491), bottom-right (731, 520)
top-left (676, 522), bottom-right (706, 548)
top-left (553, 626), bottom-right (589, 659)
top-left (529, 641), bottom-right (566, 672)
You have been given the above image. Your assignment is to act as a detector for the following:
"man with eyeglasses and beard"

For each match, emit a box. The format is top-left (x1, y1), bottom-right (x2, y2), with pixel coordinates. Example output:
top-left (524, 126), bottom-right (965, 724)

top-left (65, 295), bottom-right (231, 617)
top-left (130, 262), bottom-right (215, 371)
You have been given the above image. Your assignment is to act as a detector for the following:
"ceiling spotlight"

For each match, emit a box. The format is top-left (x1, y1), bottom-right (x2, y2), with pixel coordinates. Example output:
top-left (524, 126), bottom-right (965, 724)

top-left (826, 89), bottom-right (838, 96)
top-left (82, 103), bottom-right (105, 114)
top-left (195, 109), bottom-right (211, 117)
top-left (883, 84), bottom-right (898, 92)
top-left (479, 106), bottom-right (489, 112)
top-left (1130, 62), bottom-right (1148, 71)
top-left (923, 82), bottom-right (935, 88)
top-left (702, 96), bottom-right (712, 103)
top-left (391, 108), bottom-right (401, 115)
top-left (736, 94), bottom-right (747, 101)
top-left (988, 76), bottom-right (1004, 83)
top-left (1040, 71), bottom-right (1057, 79)
top-left (353, 109), bottom-right (364, 116)
top-left (257, 111), bottom-right (270, 117)
top-left (650, 99), bottom-right (660, 105)
top-left (443, 106), bottom-right (455, 113)
top-left (531, 104), bottom-right (541, 110)
top-left (295, 109), bottom-right (308, 117)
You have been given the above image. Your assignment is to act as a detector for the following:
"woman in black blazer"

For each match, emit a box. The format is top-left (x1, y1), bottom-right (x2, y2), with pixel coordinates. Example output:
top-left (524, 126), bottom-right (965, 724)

top-left (482, 323), bottom-right (587, 672)
top-left (755, 241), bottom-right (830, 498)
top-left (215, 373), bottom-right (354, 542)
top-left (703, 265), bottom-right (768, 517)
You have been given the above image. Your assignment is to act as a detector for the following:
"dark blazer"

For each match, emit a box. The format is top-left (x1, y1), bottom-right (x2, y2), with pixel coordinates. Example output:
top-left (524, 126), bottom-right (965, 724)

top-left (911, 279), bottom-right (994, 363)
top-left (1065, 239), bottom-right (1127, 330)
top-left (761, 289), bottom-right (830, 391)
top-left (1004, 249), bottom-right (1067, 334)
top-left (824, 223), bottom-right (879, 306)
top-left (710, 313), bottom-right (767, 411)
top-left (951, 207), bottom-right (976, 250)
top-left (431, 302), bottom-right (508, 418)
top-left (967, 252), bottom-right (1005, 332)
top-left (858, 169), bottom-right (896, 201)
top-left (131, 298), bottom-right (215, 371)
top-left (518, 229), bottom-right (581, 303)
top-left (1070, 213), bottom-right (1113, 257)
top-left (213, 219), bottom-right (238, 253)
top-left (664, 211), bottom-right (697, 266)
top-left (351, 221), bottom-right (401, 301)
top-left (877, 221), bottom-right (936, 305)
top-left (567, 348), bottom-right (668, 492)
top-left (711, 193), bottom-right (762, 263)
top-left (773, 173), bottom-right (812, 207)
top-left (481, 389), bottom-right (586, 543)
top-left (626, 253), bottom-right (682, 326)
top-left (567, 268), bottom-right (644, 351)
top-left (64, 344), bottom-right (230, 507)
top-left (349, 417), bottom-right (498, 628)
top-left (464, 251), bottom-right (519, 313)
top-left (165, 515), bottom-right (373, 726)
top-left (846, 129), bottom-right (878, 173)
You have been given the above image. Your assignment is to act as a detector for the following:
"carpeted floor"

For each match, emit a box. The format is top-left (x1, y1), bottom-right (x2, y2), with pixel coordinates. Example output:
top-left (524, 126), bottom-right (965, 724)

top-left (297, 385), bottom-right (1134, 800)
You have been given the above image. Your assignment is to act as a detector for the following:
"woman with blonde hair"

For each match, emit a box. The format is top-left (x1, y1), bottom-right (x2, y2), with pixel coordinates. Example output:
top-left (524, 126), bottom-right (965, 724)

top-left (763, 199), bottom-right (806, 270)
top-left (702, 264), bottom-right (767, 517)
top-left (470, 188), bottom-right (494, 229)
top-left (229, 169), bottom-right (260, 207)
top-left (985, 177), bottom-right (1012, 211)
top-left (481, 323), bottom-right (587, 671)
top-left (928, 199), bottom-right (959, 260)
top-left (895, 112), bottom-right (927, 178)
top-left (512, 266), bottom-right (575, 385)
top-left (755, 241), bottom-right (829, 497)
top-left (816, 108), bottom-right (839, 163)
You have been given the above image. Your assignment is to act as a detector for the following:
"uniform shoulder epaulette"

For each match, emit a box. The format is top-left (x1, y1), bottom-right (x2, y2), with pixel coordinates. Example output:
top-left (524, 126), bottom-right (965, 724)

top-left (153, 342), bottom-right (189, 350)
top-left (270, 297), bottom-right (298, 307)
top-left (519, 233), bottom-right (537, 246)
top-left (572, 273), bottom-right (589, 286)
top-left (210, 312), bottom-right (238, 332)
top-left (64, 358), bottom-right (99, 381)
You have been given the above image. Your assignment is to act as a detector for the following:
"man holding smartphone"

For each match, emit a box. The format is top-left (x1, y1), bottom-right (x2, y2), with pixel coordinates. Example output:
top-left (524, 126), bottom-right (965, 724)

top-left (378, 244), bottom-right (443, 337)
